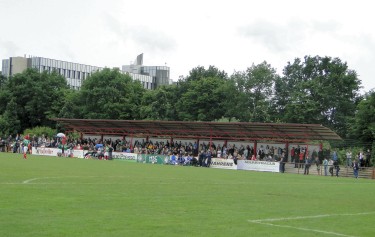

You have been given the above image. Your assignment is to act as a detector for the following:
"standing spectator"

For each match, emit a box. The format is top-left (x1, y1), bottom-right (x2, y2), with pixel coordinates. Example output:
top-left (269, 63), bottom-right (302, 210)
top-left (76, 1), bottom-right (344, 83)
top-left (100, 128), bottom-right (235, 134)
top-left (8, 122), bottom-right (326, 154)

top-left (243, 147), bottom-right (248, 160)
top-left (299, 149), bottom-right (305, 169)
top-left (198, 150), bottom-right (205, 167)
top-left (332, 149), bottom-right (338, 161)
top-left (346, 149), bottom-right (352, 168)
top-left (323, 157), bottom-right (329, 176)
top-left (365, 149), bottom-right (371, 167)
top-left (304, 154), bottom-right (311, 175)
top-left (108, 143), bottom-right (113, 160)
top-left (279, 152), bottom-right (286, 173)
top-left (352, 159), bottom-right (359, 179)
top-left (206, 149), bottom-right (212, 167)
top-left (104, 144), bottom-right (109, 160)
top-left (294, 146), bottom-right (300, 168)
top-left (193, 142), bottom-right (198, 156)
top-left (7, 135), bottom-right (12, 152)
top-left (318, 148), bottom-right (324, 165)
top-left (328, 158), bottom-right (334, 176)
top-left (290, 147), bottom-right (295, 165)
top-left (315, 157), bottom-right (321, 175)
top-left (334, 159), bottom-right (340, 177)
top-left (358, 151), bottom-right (364, 168)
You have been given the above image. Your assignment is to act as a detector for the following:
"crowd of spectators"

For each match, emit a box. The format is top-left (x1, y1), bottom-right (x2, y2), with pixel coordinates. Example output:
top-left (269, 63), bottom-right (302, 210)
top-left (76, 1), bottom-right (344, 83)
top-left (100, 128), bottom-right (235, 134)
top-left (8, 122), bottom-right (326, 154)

top-left (1, 134), bottom-right (286, 161)
top-left (0, 135), bottom-right (371, 170)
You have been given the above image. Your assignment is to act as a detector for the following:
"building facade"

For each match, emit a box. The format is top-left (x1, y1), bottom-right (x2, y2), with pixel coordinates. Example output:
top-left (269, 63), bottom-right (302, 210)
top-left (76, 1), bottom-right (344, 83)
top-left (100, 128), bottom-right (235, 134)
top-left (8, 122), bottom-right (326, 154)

top-left (1, 56), bottom-right (155, 90)
top-left (122, 53), bottom-right (170, 89)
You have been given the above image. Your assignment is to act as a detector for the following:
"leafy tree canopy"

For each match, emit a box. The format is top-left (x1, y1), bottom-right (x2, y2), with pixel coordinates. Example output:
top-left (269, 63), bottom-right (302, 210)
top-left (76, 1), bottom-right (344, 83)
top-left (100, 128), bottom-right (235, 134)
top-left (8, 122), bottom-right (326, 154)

top-left (77, 68), bottom-right (145, 120)
top-left (0, 68), bottom-right (69, 135)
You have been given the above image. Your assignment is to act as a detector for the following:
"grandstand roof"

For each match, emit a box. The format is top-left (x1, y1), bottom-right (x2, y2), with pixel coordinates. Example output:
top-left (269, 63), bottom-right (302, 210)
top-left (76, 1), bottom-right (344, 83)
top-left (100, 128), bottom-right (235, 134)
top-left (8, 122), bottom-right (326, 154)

top-left (51, 118), bottom-right (342, 143)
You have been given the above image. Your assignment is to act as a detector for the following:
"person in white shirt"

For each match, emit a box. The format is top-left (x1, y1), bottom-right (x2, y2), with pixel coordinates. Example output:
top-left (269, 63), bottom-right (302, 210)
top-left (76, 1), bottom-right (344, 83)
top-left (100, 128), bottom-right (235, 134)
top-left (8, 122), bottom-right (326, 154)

top-left (346, 150), bottom-right (352, 167)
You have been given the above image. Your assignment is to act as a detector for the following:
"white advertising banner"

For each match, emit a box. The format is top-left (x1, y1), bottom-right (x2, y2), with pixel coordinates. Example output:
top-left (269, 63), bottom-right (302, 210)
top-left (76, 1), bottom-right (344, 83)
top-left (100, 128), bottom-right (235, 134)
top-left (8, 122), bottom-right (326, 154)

top-left (237, 160), bottom-right (280, 172)
top-left (112, 152), bottom-right (137, 161)
top-left (32, 147), bottom-right (59, 156)
top-left (32, 147), bottom-right (87, 158)
top-left (210, 158), bottom-right (237, 170)
top-left (72, 150), bottom-right (85, 158)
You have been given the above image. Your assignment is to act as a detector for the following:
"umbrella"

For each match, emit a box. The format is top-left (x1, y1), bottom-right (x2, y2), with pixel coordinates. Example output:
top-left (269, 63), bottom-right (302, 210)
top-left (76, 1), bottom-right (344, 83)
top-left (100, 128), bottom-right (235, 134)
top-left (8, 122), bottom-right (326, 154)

top-left (56, 133), bottom-right (66, 138)
top-left (95, 144), bottom-right (104, 149)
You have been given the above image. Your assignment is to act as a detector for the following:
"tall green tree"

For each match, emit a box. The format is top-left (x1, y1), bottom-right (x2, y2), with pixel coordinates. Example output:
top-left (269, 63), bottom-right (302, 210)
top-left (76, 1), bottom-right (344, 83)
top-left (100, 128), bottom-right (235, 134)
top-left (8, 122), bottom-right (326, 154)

top-left (58, 90), bottom-right (82, 119)
top-left (183, 65), bottom-right (228, 82)
top-left (177, 65), bottom-right (228, 98)
top-left (0, 68), bottom-right (69, 134)
top-left (231, 61), bottom-right (278, 122)
top-left (0, 74), bottom-right (7, 88)
top-left (274, 56), bottom-right (361, 137)
top-left (140, 85), bottom-right (179, 120)
top-left (351, 91), bottom-right (375, 147)
top-left (175, 66), bottom-right (234, 121)
top-left (78, 68), bottom-right (145, 119)
top-left (176, 77), bottom-right (232, 121)
top-left (0, 98), bottom-right (21, 135)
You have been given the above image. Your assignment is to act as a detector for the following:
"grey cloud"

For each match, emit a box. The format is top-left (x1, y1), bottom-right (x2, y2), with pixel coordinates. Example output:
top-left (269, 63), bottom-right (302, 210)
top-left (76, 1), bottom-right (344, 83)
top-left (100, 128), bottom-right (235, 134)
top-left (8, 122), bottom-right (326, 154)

top-left (102, 13), bottom-right (176, 52)
top-left (238, 19), bottom-right (341, 52)
top-left (0, 40), bottom-right (20, 56)
top-left (129, 26), bottom-right (176, 51)
top-left (311, 21), bottom-right (341, 32)
top-left (238, 20), bottom-right (295, 51)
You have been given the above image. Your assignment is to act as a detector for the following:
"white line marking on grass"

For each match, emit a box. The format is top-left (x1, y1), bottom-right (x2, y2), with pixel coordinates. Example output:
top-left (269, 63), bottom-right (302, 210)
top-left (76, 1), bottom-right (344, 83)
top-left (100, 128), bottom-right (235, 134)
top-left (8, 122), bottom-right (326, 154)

top-left (21, 176), bottom-right (99, 184)
top-left (249, 221), bottom-right (358, 237)
top-left (22, 178), bottom-right (41, 184)
top-left (248, 212), bottom-right (375, 237)
top-left (249, 212), bottom-right (375, 222)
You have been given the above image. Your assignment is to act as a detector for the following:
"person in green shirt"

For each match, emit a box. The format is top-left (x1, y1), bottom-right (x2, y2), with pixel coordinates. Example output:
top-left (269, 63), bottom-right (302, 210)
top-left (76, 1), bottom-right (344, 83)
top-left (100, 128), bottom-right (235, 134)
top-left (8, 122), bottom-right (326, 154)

top-left (23, 135), bottom-right (30, 159)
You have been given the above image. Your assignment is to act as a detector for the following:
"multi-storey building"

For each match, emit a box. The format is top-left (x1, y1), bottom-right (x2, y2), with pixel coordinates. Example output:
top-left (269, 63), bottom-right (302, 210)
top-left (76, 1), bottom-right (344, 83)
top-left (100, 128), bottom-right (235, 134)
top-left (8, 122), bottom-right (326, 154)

top-left (1, 55), bottom-right (156, 90)
top-left (122, 53), bottom-right (170, 89)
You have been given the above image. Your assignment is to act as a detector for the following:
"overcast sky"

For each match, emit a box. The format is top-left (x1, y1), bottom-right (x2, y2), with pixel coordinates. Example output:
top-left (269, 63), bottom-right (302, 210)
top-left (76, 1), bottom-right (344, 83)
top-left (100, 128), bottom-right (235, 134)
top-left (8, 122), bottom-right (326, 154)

top-left (1, 0), bottom-right (374, 92)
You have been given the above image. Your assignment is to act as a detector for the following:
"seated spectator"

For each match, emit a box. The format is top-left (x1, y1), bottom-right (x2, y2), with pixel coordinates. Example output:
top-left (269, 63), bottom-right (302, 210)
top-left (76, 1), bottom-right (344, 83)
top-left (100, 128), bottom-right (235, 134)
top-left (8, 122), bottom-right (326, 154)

top-left (177, 154), bottom-right (185, 165)
top-left (170, 153), bottom-right (177, 165)
top-left (185, 153), bottom-right (192, 166)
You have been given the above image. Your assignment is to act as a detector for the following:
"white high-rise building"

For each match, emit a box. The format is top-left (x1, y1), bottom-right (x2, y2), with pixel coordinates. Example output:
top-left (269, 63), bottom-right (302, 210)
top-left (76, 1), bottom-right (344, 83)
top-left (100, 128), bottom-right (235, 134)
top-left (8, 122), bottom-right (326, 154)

top-left (1, 55), bottom-right (155, 90)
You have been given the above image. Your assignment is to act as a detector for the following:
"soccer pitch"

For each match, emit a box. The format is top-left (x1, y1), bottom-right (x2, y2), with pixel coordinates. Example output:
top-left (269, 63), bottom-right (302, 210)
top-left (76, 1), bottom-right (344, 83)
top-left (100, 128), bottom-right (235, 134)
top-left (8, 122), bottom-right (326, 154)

top-left (1, 153), bottom-right (374, 237)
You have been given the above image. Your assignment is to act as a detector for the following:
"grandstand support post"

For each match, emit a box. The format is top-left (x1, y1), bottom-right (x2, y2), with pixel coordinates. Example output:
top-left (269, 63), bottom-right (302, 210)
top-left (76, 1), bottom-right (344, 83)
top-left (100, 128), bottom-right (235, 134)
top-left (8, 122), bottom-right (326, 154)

top-left (146, 136), bottom-right (149, 142)
top-left (285, 141), bottom-right (289, 162)
top-left (254, 141), bottom-right (257, 157)
top-left (170, 137), bottom-right (173, 147)
top-left (306, 144), bottom-right (309, 155)
top-left (101, 134), bottom-right (104, 143)
top-left (80, 132), bottom-right (83, 140)
top-left (129, 130), bottom-right (133, 151)
top-left (196, 139), bottom-right (200, 155)
top-left (209, 128), bottom-right (212, 150)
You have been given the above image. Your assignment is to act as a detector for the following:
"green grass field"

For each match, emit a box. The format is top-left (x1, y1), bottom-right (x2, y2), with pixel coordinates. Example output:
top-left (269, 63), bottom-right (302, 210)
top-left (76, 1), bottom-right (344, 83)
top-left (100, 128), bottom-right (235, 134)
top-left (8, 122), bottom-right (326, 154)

top-left (1, 153), bottom-right (374, 237)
